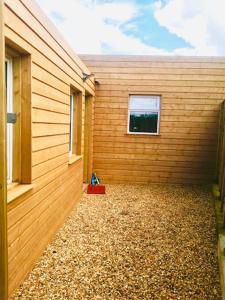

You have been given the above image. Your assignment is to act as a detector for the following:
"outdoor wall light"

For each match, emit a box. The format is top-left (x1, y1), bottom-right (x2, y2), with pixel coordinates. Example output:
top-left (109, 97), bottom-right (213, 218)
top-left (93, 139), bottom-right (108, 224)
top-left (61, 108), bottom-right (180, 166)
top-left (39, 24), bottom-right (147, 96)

top-left (82, 72), bottom-right (95, 82)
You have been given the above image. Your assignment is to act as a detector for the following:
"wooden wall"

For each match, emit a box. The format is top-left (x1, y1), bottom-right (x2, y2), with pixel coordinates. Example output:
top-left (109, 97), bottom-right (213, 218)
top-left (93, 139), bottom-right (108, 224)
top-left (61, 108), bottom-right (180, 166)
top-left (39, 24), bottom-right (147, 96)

top-left (81, 55), bottom-right (225, 184)
top-left (3, 0), bottom-right (94, 295)
top-left (0, 0), bottom-right (8, 299)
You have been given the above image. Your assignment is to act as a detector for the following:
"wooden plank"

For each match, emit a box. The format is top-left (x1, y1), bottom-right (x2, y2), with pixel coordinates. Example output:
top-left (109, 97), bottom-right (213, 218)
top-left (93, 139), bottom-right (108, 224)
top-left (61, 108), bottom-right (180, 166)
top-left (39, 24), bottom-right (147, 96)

top-left (21, 55), bottom-right (32, 183)
top-left (96, 95), bottom-right (223, 105)
top-left (93, 158), bottom-right (214, 169)
top-left (93, 135), bottom-right (216, 146)
top-left (12, 56), bottom-right (21, 182)
top-left (81, 54), bottom-right (225, 62)
top-left (98, 175), bottom-right (209, 184)
top-left (32, 108), bottom-right (69, 124)
top-left (32, 153), bottom-right (69, 180)
top-left (95, 75), bottom-right (225, 83)
top-left (93, 141), bottom-right (216, 151)
top-left (83, 95), bottom-right (93, 182)
top-left (32, 123), bottom-right (69, 137)
top-left (32, 62), bottom-right (69, 94)
top-left (0, 0), bottom-right (8, 298)
top-left (78, 65), bottom-right (225, 76)
top-left (32, 144), bottom-right (68, 166)
top-left (95, 90), bottom-right (225, 100)
top-left (93, 146), bottom-right (215, 157)
top-left (33, 134), bottom-right (69, 152)
top-left (97, 84), bottom-right (225, 94)
top-left (32, 78), bottom-right (69, 105)
top-left (32, 93), bottom-right (70, 115)
top-left (94, 162), bottom-right (213, 173)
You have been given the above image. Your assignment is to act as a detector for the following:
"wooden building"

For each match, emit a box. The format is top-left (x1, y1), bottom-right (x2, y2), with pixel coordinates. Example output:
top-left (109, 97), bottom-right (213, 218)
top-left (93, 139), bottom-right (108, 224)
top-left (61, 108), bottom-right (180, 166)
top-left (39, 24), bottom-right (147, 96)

top-left (81, 55), bottom-right (225, 184)
top-left (1, 0), bottom-right (225, 298)
top-left (1, 0), bottom-right (94, 297)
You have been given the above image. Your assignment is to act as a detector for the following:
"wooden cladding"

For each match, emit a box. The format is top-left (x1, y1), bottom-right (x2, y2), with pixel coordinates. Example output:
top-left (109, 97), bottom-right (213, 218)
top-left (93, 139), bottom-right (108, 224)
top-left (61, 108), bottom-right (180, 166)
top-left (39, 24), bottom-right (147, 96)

top-left (81, 55), bottom-right (224, 184)
top-left (0, 1), bottom-right (8, 299)
top-left (3, 0), bottom-right (94, 296)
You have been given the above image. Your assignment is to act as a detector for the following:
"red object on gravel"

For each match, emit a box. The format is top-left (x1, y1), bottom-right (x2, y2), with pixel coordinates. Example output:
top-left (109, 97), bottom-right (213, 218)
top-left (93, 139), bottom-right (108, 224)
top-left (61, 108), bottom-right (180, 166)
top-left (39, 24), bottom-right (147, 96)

top-left (87, 184), bottom-right (106, 194)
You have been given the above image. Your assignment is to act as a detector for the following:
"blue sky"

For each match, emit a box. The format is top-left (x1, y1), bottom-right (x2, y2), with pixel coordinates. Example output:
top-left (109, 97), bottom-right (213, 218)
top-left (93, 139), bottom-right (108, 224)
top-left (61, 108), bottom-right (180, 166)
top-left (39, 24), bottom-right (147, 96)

top-left (119, 2), bottom-right (190, 52)
top-left (37, 0), bottom-right (225, 56)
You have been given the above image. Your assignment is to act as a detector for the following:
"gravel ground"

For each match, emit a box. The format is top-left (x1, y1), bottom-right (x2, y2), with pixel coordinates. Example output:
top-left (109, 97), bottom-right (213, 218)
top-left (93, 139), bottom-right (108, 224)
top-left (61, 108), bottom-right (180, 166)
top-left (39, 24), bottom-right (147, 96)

top-left (12, 184), bottom-right (221, 300)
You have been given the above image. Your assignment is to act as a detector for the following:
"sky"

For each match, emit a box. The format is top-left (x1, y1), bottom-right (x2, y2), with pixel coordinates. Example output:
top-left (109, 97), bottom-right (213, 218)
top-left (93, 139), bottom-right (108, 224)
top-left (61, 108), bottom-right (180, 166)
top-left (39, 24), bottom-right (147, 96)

top-left (36, 0), bottom-right (225, 56)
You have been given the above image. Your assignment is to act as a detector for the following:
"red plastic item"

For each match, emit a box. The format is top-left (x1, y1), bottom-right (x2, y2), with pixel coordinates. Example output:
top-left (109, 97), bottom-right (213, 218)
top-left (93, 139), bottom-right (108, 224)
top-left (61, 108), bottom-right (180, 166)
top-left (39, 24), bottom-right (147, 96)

top-left (87, 184), bottom-right (106, 194)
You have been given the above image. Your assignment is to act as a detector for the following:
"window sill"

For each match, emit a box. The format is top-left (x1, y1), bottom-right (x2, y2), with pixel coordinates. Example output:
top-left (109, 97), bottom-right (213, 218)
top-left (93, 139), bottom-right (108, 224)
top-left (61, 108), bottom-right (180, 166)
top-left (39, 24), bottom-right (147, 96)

top-left (7, 183), bottom-right (35, 204)
top-left (68, 155), bottom-right (82, 165)
top-left (126, 132), bottom-right (161, 136)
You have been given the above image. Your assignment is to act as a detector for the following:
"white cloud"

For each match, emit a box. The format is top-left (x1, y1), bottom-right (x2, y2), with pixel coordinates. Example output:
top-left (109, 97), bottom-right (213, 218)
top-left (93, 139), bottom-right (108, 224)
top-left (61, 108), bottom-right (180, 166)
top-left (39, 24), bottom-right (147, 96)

top-left (36, 0), bottom-right (225, 56)
top-left (36, 0), bottom-right (171, 55)
top-left (154, 0), bottom-right (225, 56)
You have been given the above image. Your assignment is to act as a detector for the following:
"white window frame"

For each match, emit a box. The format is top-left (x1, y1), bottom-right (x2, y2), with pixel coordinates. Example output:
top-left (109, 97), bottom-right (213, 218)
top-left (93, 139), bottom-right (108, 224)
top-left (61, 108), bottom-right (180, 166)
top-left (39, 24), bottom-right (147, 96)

top-left (127, 95), bottom-right (161, 135)
top-left (6, 57), bottom-right (13, 184)
top-left (69, 94), bottom-right (74, 156)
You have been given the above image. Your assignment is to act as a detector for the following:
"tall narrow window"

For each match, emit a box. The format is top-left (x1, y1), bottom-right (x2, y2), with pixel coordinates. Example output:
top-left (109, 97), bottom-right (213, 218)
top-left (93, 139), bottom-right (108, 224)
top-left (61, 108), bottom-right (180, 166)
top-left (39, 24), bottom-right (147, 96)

top-left (69, 94), bottom-right (74, 156)
top-left (5, 58), bottom-right (13, 184)
top-left (5, 47), bottom-right (32, 186)
top-left (128, 95), bottom-right (160, 134)
top-left (69, 90), bottom-right (82, 161)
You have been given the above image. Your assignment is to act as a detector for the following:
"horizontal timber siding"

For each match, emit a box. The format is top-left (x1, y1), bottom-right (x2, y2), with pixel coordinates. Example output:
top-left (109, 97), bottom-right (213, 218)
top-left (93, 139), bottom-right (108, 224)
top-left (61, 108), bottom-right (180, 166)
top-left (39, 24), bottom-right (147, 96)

top-left (4, 0), bottom-right (94, 295)
top-left (81, 54), bottom-right (225, 184)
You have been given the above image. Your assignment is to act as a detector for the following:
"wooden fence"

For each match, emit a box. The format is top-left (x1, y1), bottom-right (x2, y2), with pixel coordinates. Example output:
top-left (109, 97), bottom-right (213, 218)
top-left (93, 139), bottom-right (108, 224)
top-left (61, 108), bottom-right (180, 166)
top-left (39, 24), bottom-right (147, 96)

top-left (216, 100), bottom-right (225, 222)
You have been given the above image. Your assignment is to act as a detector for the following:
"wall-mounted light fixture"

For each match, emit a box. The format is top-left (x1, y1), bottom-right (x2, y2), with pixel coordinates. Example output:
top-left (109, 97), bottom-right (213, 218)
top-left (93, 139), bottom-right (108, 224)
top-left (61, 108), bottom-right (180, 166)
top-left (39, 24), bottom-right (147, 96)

top-left (82, 72), bottom-right (95, 82)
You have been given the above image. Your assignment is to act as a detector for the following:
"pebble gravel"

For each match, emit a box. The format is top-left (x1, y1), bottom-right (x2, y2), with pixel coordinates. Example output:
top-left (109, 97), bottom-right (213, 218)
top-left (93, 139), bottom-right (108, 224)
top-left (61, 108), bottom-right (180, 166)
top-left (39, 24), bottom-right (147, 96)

top-left (12, 184), bottom-right (221, 300)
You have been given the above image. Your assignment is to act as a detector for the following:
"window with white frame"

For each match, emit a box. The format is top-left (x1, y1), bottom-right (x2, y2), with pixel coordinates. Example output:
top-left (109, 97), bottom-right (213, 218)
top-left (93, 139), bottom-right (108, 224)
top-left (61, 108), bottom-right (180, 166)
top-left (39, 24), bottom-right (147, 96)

top-left (128, 95), bottom-right (160, 134)
top-left (5, 47), bottom-right (32, 186)
top-left (69, 90), bottom-right (82, 158)
top-left (69, 94), bottom-right (74, 156)
top-left (5, 58), bottom-right (13, 184)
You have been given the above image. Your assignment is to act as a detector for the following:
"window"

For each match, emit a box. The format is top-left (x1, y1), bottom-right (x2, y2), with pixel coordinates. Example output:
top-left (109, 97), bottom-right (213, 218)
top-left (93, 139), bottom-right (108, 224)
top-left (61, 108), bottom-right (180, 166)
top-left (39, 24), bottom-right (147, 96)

top-left (128, 95), bottom-right (160, 135)
top-left (5, 47), bottom-right (32, 186)
top-left (69, 90), bottom-right (82, 160)
top-left (5, 58), bottom-right (13, 184)
top-left (69, 94), bottom-right (74, 156)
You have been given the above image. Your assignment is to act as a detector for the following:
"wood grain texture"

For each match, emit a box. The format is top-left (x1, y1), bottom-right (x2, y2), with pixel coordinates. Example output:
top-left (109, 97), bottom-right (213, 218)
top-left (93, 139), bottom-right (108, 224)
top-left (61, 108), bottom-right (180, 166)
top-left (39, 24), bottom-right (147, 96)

top-left (4, 0), bottom-right (94, 296)
top-left (0, 1), bottom-right (8, 299)
top-left (81, 54), bottom-right (225, 184)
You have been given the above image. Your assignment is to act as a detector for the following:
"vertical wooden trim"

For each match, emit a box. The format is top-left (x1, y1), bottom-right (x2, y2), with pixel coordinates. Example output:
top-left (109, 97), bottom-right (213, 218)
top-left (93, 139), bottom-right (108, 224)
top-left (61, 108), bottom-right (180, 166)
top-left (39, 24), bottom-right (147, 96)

top-left (13, 56), bottom-right (21, 182)
top-left (0, 0), bottom-right (8, 298)
top-left (21, 55), bottom-right (32, 183)
top-left (83, 96), bottom-right (89, 182)
top-left (83, 95), bottom-right (93, 183)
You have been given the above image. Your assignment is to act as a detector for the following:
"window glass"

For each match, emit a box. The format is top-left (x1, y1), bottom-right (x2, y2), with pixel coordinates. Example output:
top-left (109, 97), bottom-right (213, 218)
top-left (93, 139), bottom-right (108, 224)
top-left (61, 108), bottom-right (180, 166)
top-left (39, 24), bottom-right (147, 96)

top-left (5, 58), bottom-right (13, 184)
top-left (129, 112), bottom-right (158, 133)
top-left (69, 95), bottom-right (74, 156)
top-left (128, 95), bottom-right (160, 134)
top-left (129, 96), bottom-right (160, 110)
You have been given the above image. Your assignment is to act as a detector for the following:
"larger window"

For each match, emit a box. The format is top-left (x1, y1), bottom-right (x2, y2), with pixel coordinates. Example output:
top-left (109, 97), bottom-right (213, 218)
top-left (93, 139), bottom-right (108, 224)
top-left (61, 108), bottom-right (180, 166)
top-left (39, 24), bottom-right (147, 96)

top-left (128, 95), bottom-right (160, 135)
